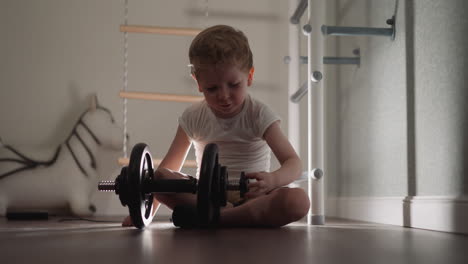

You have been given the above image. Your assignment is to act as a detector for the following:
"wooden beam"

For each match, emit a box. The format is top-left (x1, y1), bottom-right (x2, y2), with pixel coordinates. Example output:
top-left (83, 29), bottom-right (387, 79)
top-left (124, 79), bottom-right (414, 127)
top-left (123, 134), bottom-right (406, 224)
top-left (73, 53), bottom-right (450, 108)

top-left (120, 91), bottom-right (203, 103)
top-left (118, 158), bottom-right (197, 168)
top-left (120, 25), bottom-right (202, 36)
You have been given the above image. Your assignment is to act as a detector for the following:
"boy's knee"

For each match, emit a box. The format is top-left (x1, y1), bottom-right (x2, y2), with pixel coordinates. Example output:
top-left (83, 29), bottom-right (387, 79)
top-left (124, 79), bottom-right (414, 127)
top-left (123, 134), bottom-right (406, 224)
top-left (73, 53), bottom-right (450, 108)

top-left (275, 188), bottom-right (310, 222)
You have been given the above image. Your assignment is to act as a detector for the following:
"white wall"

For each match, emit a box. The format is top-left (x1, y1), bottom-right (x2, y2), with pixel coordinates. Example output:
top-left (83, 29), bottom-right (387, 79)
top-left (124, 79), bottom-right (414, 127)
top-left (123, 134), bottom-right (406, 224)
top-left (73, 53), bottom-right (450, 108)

top-left (0, 0), bottom-right (291, 217)
top-left (413, 0), bottom-right (468, 196)
top-left (322, 0), bottom-right (408, 198)
top-left (324, 0), bottom-right (468, 234)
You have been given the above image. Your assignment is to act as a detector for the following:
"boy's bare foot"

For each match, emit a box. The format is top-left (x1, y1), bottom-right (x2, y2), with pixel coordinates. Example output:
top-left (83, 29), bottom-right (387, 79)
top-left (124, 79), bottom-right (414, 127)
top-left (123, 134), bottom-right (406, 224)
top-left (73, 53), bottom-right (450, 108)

top-left (122, 215), bottom-right (133, 227)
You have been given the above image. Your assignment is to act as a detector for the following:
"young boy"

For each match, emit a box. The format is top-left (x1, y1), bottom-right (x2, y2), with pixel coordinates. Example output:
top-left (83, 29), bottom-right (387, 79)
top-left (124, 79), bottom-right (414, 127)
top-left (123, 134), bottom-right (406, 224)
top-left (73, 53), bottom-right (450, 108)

top-left (123, 25), bottom-right (309, 228)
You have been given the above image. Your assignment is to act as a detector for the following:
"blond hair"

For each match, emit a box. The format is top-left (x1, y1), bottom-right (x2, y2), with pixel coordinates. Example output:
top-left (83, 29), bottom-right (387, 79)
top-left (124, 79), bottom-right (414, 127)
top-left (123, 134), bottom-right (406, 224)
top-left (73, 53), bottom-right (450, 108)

top-left (189, 25), bottom-right (253, 76)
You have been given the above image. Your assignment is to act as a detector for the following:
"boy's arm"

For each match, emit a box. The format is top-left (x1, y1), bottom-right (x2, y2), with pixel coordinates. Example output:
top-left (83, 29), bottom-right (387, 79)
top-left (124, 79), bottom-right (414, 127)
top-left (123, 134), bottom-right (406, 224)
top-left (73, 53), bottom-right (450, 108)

top-left (158, 125), bottom-right (192, 171)
top-left (244, 121), bottom-right (302, 198)
top-left (264, 121), bottom-right (302, 187)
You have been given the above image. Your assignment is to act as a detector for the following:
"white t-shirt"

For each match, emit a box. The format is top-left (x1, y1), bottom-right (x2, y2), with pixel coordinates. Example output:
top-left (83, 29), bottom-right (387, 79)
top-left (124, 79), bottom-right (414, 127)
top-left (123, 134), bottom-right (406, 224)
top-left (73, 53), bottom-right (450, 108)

top-left (178, 94), bottom-right (281, 179)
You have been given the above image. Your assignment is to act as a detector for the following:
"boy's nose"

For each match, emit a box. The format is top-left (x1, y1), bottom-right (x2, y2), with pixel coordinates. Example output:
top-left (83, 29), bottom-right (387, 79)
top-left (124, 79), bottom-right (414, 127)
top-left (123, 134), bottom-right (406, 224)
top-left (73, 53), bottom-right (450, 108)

top-left (217, 87), bottom-right (230, 100)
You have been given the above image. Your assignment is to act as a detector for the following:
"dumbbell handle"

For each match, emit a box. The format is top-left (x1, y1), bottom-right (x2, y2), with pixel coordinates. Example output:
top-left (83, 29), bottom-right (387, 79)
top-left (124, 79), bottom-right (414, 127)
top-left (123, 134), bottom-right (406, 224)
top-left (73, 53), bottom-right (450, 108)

top-left (226, 172), bottom-right (250, 197)
top-left (98, 181), bottom-right (117, 192)
top-left (99, 178), bottom-right (198, 194)
top-left (227, 180), bottom-right (243, 190)
top-left (142, 178), bottom-right (198, 194)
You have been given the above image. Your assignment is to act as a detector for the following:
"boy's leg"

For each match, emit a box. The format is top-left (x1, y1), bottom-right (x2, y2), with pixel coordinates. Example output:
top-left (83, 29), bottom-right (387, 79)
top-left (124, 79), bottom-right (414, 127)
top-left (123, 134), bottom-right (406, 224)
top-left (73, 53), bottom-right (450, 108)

top-left (125, 169), bottom-right (309, 228)
top-left (219, 187), bottom-right (310, 227)
top-left (161, 174), bottom-right (310, 227)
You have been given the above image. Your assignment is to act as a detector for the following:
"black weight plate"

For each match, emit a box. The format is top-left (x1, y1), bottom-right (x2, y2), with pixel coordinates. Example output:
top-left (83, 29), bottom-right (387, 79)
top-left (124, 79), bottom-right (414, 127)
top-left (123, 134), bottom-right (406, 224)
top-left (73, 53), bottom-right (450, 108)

top-left (116, 167), bottom-right (129, 206)
top-left (197, 143), bottom-right (219, 226)
top-left (128, 143), bottom-right (155, 229)
top-left (212, 163), bottom-right (221, 209)
top-left (219, 166), bottom-right (227, 207)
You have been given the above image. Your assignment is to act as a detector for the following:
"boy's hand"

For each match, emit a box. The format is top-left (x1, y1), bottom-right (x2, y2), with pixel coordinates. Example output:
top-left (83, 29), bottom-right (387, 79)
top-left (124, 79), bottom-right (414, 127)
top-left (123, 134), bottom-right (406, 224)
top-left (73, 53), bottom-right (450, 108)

top-left (244, 171), bottom-right (275, 199)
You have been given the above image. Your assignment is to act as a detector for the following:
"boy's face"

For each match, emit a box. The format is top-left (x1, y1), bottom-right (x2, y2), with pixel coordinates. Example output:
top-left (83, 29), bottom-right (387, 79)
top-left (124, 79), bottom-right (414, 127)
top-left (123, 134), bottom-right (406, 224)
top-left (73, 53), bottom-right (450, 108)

top-left (194, 63), bottom-right (253, 118)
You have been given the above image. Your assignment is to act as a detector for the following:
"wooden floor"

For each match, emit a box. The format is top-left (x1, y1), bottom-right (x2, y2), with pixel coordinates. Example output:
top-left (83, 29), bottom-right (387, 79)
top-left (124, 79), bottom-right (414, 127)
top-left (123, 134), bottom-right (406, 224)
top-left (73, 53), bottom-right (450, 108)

top-left (1, 216), bottom-right (468, 264)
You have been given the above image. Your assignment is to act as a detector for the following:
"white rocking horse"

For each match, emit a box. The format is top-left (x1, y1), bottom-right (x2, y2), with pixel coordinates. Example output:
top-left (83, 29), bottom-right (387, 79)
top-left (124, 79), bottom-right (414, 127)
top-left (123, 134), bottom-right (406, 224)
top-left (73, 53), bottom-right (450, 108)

top-left (0, 96), bottom-right (123, 216)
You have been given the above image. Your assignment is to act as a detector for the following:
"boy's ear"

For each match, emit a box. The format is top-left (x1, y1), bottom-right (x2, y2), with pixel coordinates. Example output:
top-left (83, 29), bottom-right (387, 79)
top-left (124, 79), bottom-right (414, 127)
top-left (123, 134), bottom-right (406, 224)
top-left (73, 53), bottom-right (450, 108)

top-left (248, 67), bottom-right (255, 86)
top-left (191, 74), bottom-right (203, 92)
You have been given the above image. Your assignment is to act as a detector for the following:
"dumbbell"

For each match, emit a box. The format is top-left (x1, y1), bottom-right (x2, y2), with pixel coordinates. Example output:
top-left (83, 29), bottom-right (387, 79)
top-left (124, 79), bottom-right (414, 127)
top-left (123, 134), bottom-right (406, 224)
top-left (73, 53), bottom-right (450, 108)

top-left (98, 142), bottom-right (249, 229)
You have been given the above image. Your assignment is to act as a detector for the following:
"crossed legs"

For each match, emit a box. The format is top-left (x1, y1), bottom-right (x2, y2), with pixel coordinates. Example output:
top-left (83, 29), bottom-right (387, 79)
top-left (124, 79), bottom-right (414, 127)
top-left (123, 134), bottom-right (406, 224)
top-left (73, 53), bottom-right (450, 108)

top-left (151, 168), bottom-right (310, 228)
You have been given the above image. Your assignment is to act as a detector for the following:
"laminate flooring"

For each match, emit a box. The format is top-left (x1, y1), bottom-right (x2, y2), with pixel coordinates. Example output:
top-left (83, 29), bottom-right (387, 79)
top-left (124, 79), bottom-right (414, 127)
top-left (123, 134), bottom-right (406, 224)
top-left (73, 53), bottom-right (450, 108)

top-left (1, 216), bottom-right (467, 264)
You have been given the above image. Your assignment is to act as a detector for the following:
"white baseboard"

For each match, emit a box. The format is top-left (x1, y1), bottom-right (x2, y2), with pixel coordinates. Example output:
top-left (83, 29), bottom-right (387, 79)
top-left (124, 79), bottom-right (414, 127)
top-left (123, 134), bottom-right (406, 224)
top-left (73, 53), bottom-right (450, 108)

top-left (327, 196), bottom-right (406, 226)
top-left (327, 195), bottom-right (468, 234)
top-left (403, 196), bottom-right (468, 234)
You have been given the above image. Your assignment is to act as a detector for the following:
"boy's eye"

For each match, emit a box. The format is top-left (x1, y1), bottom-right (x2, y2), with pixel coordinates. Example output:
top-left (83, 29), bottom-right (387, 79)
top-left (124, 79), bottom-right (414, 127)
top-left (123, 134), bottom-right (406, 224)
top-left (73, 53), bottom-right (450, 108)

top-left (229, 82), bottom-right (240, 88)
top-left (206, 86), bottom-right (217, 92)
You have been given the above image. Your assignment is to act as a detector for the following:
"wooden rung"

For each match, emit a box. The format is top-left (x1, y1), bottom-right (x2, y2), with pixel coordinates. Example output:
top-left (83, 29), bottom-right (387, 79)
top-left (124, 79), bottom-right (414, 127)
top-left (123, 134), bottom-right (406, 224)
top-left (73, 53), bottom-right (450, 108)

top-left (118, 157), bottom-right (197, 168)
top-left (120, 91), bottom-right (203, 103)
top-left (120, 25), bottom-right (202, 36)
